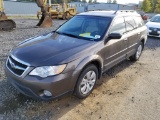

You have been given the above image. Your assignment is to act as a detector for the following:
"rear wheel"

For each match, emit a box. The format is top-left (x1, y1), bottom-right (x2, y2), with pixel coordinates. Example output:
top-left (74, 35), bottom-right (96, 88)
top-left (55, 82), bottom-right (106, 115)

top-left (130, 42), bottom-right (143, 61)
top-left (66, 13), bottom-right (70, 20)
top-left (75, 64), bottom-right (98, 99)
top-left (0, 19), bottom-right (16, 31)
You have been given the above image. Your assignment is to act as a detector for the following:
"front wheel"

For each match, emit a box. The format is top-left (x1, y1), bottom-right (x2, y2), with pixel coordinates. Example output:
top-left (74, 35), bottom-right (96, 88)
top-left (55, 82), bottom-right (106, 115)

top-left (75, 64), bottom-right (98, 99)
top-left (130, 42), bottom-right (143, 61)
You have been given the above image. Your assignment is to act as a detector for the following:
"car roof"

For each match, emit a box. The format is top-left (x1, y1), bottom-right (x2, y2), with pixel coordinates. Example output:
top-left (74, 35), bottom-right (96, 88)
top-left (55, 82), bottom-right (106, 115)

top-left (78, 11), bottom-right (116, 18)
top-left (78, 10), bottom-right (141, 18)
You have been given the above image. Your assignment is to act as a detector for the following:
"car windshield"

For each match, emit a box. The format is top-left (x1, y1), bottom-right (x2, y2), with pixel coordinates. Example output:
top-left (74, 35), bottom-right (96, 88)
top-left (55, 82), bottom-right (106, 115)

top-left (56, 15), bottom-right (111, 41)
top-left (150, 16), bottom-right (160, 23)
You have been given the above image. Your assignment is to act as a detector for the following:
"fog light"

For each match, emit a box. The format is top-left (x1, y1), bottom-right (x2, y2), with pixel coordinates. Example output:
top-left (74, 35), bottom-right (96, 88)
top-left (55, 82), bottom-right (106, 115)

top-left (43, 90), bottom-right (52, 97)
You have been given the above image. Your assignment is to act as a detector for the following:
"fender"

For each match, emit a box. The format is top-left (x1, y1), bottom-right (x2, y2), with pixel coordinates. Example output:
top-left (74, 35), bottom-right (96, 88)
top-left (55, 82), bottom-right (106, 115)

top-left (140, 35), bottom-right (147, 44)
top-left (75, 55), bottom-right (103, 73)
top-left (69, 55), bottom-right (104, 92)
top-left (73, 55), bottom-right (104, 80)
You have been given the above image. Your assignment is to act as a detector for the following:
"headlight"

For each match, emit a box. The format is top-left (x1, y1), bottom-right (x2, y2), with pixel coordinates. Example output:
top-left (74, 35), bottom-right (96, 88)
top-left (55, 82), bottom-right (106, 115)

top-left (29, 64), bottom-right (66, 78)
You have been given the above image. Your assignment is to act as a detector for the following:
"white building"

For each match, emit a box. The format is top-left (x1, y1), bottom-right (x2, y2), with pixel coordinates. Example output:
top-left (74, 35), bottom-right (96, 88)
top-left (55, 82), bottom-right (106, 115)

top-left (3, 1), bottom-right (137, 15)
top-left (4, 1), bottom-right (39, 15)
top-left (87, 3), bottom-right (136, 11)
top-left (68, 2), bottom-right (86, 13)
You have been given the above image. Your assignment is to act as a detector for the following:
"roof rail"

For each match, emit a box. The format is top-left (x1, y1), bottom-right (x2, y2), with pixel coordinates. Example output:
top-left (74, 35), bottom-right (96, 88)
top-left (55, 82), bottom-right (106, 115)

top-left (114, 10), bottom-right (137, 14)
top-left (87, 9), bottom-right (113, 12)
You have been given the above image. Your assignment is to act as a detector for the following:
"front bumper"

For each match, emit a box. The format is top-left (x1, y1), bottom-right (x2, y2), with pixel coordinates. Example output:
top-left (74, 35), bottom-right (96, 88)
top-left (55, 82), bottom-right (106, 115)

top-left (5, 65), bottom-right (76, 100)
top-left (147, 29), bottom-right (160, 37)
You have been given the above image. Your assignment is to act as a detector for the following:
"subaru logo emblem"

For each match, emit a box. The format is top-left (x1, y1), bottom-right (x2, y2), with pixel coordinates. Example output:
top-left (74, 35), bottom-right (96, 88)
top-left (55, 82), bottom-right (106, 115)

top-left (10, 62), bottom-right (16, 69)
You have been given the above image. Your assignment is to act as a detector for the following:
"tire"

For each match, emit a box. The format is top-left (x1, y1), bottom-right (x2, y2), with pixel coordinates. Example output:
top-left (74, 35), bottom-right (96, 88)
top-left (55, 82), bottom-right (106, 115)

top-left (62, 13), bottom-right (66, 20)
top-left (65, 12), bottom-right (69, 20)
top-left (75, 64), bottom-right (98, 99)
top-left (130, 42), bottom-right (143, 61)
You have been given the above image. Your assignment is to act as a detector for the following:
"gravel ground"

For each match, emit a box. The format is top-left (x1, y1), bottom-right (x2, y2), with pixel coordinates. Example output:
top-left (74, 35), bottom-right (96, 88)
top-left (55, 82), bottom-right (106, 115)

top-left (0, 19), bottom-right (160, 120)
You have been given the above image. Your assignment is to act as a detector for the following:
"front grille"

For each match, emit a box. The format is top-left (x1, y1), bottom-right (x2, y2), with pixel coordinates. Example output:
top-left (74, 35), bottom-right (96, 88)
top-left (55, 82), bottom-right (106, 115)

top-left (149, 27), bottom-right (160, 31)
top-left (149, 32), bottom-right (159, 36)
top-left (7, 56), bottom-right (28, 76)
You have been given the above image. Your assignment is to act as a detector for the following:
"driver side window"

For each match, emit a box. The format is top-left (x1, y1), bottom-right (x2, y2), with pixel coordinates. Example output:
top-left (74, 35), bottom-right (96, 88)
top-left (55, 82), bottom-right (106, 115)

top-left (109, 17), bottom-right (126, 34)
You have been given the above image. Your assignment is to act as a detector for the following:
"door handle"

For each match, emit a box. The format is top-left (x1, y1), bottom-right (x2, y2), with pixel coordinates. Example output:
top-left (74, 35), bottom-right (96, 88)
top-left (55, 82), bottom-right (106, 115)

top-left (124, 38), bottom-right (128, 41)
top-left (138, 32), bottom-right (141, 35)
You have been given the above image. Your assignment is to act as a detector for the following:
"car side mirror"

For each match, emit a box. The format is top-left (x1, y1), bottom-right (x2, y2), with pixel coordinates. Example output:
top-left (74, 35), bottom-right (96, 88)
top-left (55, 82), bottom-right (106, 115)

top-left (109, 33), bottom-right (122, 39)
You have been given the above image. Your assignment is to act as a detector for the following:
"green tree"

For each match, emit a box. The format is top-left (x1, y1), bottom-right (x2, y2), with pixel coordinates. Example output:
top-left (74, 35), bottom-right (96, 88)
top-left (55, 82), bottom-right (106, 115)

top-left (88, 0), bottom-right (92, 3)
top-left (107, 0), bottom-right (112, 3)
top-left (51, 0), bottom-right (57, 4)
top-left (141, 0), bottom-right (151, 12)
top-left (81, 0), bottom-right (87, 3)
top-left (74, 0), bottom-right (81, 2)
top-left (93, 0), bottom-right (97, 3)
top-left (149, 0), bottom-right (157, 12)
top-left (154, 0), bottom-right (160, 13)
top-left (113, 0), bottom-right (117, 3)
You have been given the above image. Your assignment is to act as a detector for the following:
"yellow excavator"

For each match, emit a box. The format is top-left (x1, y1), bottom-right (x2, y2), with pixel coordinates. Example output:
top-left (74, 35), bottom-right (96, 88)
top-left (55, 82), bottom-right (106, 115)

top-left (0, 0), bottom-right (16, 30)
top-left (37, 0), bottom-right (76, 20)
top-left (0, 0), bottom-right (52, 31)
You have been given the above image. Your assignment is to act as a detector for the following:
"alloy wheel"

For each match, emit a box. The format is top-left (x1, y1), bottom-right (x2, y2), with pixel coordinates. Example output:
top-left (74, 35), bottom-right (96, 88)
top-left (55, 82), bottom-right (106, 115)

top-left (80, 71), bottom-right (96, 95)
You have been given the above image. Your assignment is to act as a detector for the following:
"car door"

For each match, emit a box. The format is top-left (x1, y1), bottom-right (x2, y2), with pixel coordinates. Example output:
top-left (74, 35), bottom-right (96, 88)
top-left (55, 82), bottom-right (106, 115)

top-left (103, 17), bottom-right (129, 71)
top-left (133, 16), bottom-right (146, 42)
top-left (124, 16), bottom-right (139, 57)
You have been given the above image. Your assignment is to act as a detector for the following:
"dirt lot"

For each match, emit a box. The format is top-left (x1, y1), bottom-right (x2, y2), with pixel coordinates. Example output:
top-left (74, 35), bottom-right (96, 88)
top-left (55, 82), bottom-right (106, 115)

top-left (0, 19), bottom-right (160, 120)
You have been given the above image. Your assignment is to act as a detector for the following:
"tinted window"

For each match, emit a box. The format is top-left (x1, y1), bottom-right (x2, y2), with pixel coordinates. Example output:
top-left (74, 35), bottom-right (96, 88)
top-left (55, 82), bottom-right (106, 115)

top-left (109, 17), bottom-right (126, 34)
top-left (124, 17), bottom-right (136, 32)
top-left (133, 16), bottom-right (145, 27)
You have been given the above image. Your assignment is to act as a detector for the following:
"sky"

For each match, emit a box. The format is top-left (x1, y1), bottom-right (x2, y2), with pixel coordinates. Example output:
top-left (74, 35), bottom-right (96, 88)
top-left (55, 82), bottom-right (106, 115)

top-left (97, 0), bottom-right (142, 4)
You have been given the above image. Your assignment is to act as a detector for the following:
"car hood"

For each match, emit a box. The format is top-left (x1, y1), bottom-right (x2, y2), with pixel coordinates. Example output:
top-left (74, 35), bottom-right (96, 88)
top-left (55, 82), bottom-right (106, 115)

top-left (11, 32), bottom-right (96, 66)
top-left (146, 21), bottom-right (160, 28)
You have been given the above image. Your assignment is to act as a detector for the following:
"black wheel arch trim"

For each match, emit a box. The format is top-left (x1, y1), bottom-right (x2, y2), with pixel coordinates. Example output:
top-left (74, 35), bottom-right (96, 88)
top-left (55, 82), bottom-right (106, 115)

top-left (74, 55), bottom-right (103, 78)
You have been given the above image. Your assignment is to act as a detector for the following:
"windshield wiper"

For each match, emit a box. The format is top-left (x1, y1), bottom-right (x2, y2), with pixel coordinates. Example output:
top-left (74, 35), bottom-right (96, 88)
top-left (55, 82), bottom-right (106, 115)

top-left (55, 31), bottom-right (81, 39)
top-left (56, 31), bottom-right (96, 41)
top-left (65, 33), bottom-right (96, 41)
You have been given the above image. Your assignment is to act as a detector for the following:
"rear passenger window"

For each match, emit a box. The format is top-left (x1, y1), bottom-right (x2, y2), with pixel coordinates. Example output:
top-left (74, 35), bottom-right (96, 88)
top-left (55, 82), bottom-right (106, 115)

top-left (110, 17), bottom-right (126, 34)
top-left (133, 16), bottom-right (145, 28)
top-left (124, 17), bottom-right (136, 32)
